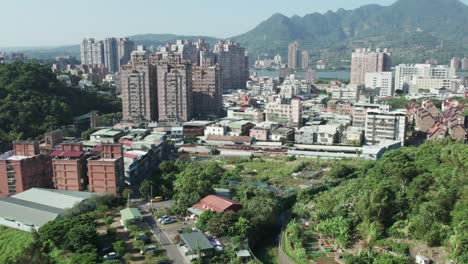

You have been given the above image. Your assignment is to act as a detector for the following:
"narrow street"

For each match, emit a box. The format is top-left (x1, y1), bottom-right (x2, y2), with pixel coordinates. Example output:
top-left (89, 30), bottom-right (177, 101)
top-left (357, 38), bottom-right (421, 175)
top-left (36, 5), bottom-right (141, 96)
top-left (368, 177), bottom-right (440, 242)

top-left (138, 203), bottom-right (188, 264)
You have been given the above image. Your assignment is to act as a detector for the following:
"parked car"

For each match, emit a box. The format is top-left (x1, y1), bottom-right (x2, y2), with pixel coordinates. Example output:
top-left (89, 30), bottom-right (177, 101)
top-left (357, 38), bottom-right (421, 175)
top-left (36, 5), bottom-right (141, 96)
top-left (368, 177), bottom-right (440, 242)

top-left (140, 244), bottom-right (157, 255)
top-left (103, 252), bottom-right (119, 260)
top-left (135, 233), bottom-right (150, 244)
top-left (161, 218), bottom-right (176, 225)
top-left (151, 196), bottom-right (163, 203)
top-left (101, 246), bottom-right (114, 254)
top-left (157, 215), bottom-right (171, 223)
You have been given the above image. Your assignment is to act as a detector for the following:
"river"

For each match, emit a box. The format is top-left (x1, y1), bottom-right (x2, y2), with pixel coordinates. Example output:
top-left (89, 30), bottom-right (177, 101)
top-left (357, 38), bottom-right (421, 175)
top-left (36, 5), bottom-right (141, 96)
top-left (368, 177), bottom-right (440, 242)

top-left (252, 69), bottom-right (351, 80)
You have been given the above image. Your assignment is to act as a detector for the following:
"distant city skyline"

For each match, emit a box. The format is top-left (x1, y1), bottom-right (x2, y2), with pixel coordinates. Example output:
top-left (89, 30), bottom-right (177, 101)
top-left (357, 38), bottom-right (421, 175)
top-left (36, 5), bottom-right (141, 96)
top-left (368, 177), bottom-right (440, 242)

top-left (2, 0), bottom-right (467, 48)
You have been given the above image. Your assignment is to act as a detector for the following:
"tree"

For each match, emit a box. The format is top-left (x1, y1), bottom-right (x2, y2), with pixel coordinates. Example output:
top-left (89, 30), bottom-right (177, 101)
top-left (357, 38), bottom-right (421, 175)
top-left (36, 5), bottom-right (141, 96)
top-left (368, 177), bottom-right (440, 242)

top-left (122, 188), bottom-right (133, 200)
top-left (232, 217), bottom-right (251, 238)
top-left (104, 216), bottom-right (113, 225)
top-left (65, 224), bottom-right (98, 251)
top-left (196, 210), bottom-right (216, 231)
top-left (173, 163), bottom-right (223, 211)
top-left (139, 179), bottom-right (153, 200)
top-left (113, 240), bottom-right (127, 257)
top-left (0, 62), bottom-right (121, 146)
top-left (68, 252), bottom-right (99, 264)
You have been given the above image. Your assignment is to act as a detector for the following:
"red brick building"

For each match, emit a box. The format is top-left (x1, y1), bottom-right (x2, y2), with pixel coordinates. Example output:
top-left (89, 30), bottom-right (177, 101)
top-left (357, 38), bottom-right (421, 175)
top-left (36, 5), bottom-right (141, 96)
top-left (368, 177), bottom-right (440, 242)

top-left (87, 144), bottom-right (124, 195)
top-left (0, 141), bottom-right (52, 197)
top-left (51, 143), bottom-right (86, 191)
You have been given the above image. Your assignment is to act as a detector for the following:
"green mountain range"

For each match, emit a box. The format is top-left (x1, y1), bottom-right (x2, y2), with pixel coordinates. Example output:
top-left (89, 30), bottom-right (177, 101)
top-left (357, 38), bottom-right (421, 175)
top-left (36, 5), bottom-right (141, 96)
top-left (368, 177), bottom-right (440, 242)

top-left (233, 0), bottom-right (468, 66)
top-left (6, 0), bottom-right (468, 66)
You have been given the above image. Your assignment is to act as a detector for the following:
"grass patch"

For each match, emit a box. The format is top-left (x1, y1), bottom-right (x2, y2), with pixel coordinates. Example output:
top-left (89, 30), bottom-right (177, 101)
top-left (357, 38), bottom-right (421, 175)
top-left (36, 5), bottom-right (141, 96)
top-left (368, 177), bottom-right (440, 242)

top-left (0, 226), bottom-right (33, 263)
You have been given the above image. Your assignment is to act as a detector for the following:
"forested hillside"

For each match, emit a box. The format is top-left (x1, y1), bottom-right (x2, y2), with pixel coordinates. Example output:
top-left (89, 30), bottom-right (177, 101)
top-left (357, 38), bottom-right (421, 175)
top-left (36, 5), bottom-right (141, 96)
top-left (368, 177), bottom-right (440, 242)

top-left (0, 62), bottom-right (121, 148)
top-left (292, 140), bottom-right (467, 263)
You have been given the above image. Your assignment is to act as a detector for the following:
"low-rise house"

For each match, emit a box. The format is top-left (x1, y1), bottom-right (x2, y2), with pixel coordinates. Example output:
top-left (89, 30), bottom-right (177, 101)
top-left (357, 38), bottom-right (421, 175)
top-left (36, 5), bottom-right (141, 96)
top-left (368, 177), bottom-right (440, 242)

top-left (295, 124), bottom-right (342, 145)
top-left (179, 231), bottom-right (215, 261)
top-left (90, 128), bottom-right (125, 143)
top-left (250, 127), bottom-right (270, 141)
top-left (427, 123), bottom-right (448, 140)
top-left (227, 121), bottom-right (254, 136)
top-left (183, 121), bottom-right (215, 136)
top-left (295, 126), bottom-right (315, 144)
top-left (327, 100), bottom-right (353, 115)
top-left (414, 108), bottom-right (436, 132)
top-left (315, 124), bottom-right (343, 145)
top-left (227, 106), bottom-right (265, 123)
top-left (204, 124), bottom-right (227, 136)
top-left (270, 127), bottom-right (295, 142)
top-left (120, 207), bottom-right (142, 227)
top-left (188, 195), bottom-right (242, 217)
top-left (343, 126), bottom-right (364, 145)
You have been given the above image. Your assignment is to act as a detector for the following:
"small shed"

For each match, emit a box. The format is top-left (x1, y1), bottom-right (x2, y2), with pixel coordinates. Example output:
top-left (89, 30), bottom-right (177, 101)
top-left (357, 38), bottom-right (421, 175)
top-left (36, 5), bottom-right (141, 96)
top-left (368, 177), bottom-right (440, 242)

top-left (120, 207), bottom-right (142, 227)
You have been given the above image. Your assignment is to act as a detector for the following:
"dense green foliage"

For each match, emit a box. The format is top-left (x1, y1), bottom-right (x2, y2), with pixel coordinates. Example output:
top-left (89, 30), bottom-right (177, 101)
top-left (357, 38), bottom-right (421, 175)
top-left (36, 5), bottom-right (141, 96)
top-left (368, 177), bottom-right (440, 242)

top-left (0, 62), bottom-right (120, 149)
top-left (173, 162), bottom-right (223, 211)
top-left (39, 214), bottom-right (97, 252)
top-left (293, 140), bottom-right (468, 262)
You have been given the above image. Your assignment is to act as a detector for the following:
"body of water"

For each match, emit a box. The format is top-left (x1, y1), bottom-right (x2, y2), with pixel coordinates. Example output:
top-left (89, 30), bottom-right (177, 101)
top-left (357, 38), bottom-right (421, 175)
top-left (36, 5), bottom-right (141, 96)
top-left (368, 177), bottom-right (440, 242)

top-left (253, 69), bottom-right (350, 80)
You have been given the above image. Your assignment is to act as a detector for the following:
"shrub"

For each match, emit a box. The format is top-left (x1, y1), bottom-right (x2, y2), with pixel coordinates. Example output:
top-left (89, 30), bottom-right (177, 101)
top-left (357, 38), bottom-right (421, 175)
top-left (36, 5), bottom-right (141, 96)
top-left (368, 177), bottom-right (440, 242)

top-left (104, 216), bottom-right (114, 225)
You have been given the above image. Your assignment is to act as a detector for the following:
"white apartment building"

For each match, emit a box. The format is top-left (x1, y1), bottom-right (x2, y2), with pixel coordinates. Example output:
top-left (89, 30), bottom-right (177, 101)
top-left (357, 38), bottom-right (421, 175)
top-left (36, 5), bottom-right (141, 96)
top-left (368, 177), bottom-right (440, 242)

top-left (331, 84), bottom-right (363, 101)
top-left (204, 125), bottom-right (227, 136)
top-left (352, 103), bottom-right (381, 127)
top-left (414, 78), bottom-right (460, 93)
top-left (265, 98), bottom-right (302, 126)
top-left (365, 106), bottom-right (406, 145)
top-left (279, 75), bottom-right (312, 98)
top-left (227, 107), bottom-right (265, 123)
top-left (365, 72), bottom-right (394, 97)
top-left (394, 64), bottom-right (456, 94)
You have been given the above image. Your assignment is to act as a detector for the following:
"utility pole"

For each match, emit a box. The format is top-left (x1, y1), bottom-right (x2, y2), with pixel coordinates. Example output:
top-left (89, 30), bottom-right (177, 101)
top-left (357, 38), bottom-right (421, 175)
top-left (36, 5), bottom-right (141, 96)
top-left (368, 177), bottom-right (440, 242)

top-left (150, 184), bottom-right (153, 210)
top-left (127, 192), bottom-right (130, 208)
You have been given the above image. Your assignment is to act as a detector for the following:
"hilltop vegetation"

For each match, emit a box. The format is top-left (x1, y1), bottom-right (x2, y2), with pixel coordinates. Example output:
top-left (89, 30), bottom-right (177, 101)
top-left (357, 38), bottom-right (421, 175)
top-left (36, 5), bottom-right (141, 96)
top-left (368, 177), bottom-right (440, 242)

top-left (0, 62), bottom-right (121, 149)
top-left (233, 0), bottom-right (468, 64)
top-left (292, 140), bottom-right (468, 263)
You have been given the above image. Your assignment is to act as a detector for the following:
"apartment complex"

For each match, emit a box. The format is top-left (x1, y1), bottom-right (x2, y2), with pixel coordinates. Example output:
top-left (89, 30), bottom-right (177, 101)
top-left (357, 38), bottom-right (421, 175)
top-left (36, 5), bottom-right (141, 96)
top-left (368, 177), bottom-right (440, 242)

top-left (365, 106), bottom-right (406, 145)
top-left (87, 144), bottom-right (124, 195)
top-left (287, 42), bottom-right (300, 70)
top-left (51, 143), bottom-right (87, 191)
top-left (365, 71), bottom-right (394, 97)
top-left (301, 50), bottom-right (309, 69)
top-left (214, 41), bottom-right (248, 89)
top-left (350, 48), bottom-right (391, 85)
top-left (192, 64), bottom-right (222, 118)
top-left (394, 64), bottom-right (456, 94)
top-left (80, 38), bottom-right (104, 66)
top-left (0, 141), bottom-right (52, 197)
top-left (265, 98), bottom-right (302, 126)
top-left (80, 37), bottom-right (134, 73)
top-left (121, 47), bottom-right (158, 121)
top-left (157, 59), bottom-right (193, 124)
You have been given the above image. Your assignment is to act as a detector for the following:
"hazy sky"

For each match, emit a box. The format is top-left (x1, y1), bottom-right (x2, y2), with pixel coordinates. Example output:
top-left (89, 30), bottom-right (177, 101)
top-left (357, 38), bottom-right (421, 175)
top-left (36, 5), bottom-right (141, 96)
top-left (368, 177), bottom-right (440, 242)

top-left (1, 0), bottom-right (467, 47)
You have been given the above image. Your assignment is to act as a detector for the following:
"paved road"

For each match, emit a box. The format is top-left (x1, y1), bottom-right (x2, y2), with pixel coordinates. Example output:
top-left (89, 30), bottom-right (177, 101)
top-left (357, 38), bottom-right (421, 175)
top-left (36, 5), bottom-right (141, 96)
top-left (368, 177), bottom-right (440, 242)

top-left (138, 206), bottom-right (188, 264)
